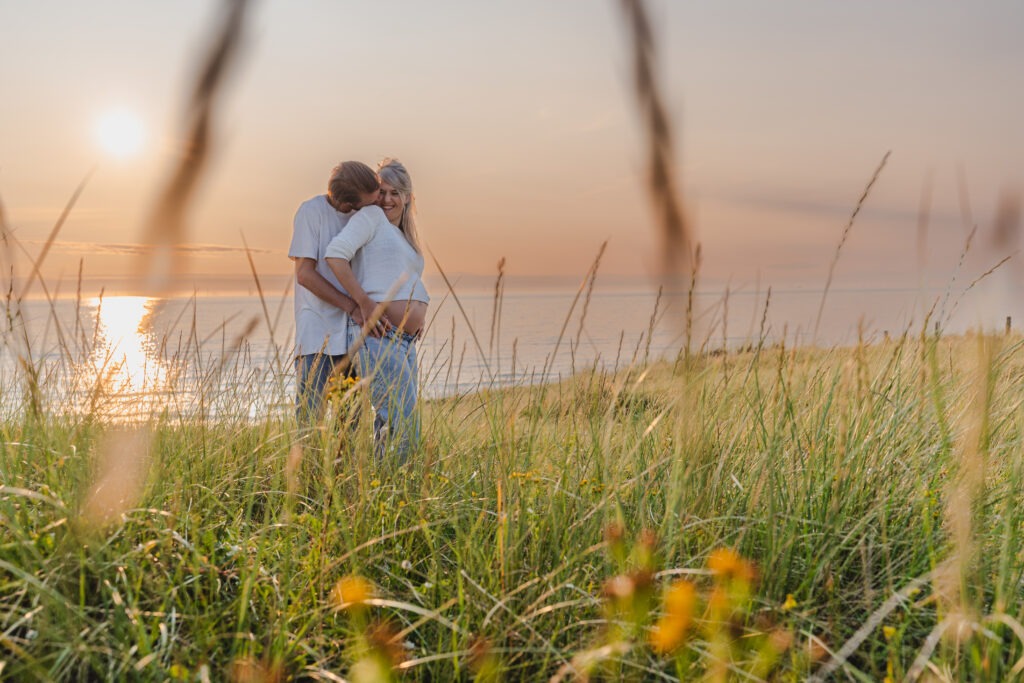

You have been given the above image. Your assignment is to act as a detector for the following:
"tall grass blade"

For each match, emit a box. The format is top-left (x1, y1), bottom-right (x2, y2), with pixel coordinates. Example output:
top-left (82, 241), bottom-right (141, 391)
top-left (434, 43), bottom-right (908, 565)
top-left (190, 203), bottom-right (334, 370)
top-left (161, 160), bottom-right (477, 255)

top-left (16, 166), bottom-right (95, 304)
top-left (813, 150), bottom-right (891, 341)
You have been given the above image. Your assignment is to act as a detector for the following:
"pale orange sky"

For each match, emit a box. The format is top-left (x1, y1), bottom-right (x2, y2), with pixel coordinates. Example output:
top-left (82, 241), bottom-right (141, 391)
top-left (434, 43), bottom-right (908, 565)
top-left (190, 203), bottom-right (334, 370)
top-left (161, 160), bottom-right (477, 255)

top-left (1, 1), bottom-right (1021, 296)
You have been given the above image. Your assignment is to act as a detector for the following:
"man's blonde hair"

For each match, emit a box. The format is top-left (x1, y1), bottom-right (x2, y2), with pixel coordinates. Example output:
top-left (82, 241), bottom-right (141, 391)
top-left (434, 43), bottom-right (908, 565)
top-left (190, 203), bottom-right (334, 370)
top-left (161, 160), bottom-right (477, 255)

top-left (327, 161), bottom-right (379, 207)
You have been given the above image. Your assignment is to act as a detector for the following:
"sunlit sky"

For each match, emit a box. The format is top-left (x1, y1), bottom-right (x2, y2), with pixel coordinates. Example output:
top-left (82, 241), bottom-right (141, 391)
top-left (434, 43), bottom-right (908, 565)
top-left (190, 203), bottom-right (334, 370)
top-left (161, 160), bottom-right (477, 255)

top-left (1, 1), bottom-right (1021, 296)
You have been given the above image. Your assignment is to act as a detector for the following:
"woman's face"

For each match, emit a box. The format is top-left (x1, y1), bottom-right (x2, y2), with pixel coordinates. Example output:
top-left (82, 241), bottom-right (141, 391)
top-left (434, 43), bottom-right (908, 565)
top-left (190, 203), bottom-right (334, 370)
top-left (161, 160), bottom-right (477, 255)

top-left (378, 181), bottom-right (406, 226)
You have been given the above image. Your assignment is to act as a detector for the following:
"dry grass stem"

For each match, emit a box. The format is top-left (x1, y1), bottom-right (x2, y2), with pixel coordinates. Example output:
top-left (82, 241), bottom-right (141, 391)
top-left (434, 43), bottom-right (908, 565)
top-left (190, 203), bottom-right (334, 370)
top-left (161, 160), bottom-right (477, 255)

top-left (489, 257), bottom-right (506, 361)
top-left (543, 241), bottom-right (607, 380)
top-left (809, 571), bottom-right (934, 682)
top-left (427, 246), bottom-right (492, 382)
top-left (15, 168), bottom-right (95, 304)
top-left (813, 150), bottom-right (891, 341)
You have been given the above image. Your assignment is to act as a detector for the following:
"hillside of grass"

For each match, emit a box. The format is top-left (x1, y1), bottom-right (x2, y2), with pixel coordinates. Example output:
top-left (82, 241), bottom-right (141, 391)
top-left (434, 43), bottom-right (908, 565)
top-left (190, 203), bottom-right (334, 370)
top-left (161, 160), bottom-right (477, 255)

top-left (4, 329), bottom-right (1024, 681)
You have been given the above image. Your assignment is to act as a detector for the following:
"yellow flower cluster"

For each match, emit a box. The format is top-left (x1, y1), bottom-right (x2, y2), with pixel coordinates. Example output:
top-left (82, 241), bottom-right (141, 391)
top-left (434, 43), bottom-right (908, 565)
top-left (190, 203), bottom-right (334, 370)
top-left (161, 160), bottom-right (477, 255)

top-left (324, 373), bottom-right (360, 400)
top-left (570, 531), bottom-right (799, 680)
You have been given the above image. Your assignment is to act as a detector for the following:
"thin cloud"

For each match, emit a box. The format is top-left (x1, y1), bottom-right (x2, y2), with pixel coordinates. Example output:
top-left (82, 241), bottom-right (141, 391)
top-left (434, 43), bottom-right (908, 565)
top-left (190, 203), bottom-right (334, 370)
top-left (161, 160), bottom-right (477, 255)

top-left (707, 190), bottom-right (961, 228)
top-left (21, 240), bottom-right (275, 256)
top-left (767, 261), bottom-right (820, 272)
top-left (8, 207), bottom-right (116, 221)
top-left (576, 110), bottom-right (617, 134)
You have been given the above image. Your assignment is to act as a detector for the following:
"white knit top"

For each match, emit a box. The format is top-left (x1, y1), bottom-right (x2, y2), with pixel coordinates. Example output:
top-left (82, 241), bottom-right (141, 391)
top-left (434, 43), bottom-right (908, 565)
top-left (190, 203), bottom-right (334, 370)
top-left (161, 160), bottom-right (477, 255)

top-left (325, 205), bottom-right (430, 304)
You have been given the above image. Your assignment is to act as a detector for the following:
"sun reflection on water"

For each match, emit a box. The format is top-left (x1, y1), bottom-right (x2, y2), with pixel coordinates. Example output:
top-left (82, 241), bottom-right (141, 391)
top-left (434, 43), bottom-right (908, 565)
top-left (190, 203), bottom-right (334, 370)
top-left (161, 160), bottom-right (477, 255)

top-left (87, 296), bottom-right (167, 419)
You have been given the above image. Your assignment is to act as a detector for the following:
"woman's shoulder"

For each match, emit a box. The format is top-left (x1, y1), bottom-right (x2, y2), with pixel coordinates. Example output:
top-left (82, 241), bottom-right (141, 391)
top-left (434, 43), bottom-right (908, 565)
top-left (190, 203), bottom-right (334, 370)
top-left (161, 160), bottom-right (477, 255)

top-left (354, 204), bottom-right (387, 222)
top-left (340, 204), bottom-right (387, 239)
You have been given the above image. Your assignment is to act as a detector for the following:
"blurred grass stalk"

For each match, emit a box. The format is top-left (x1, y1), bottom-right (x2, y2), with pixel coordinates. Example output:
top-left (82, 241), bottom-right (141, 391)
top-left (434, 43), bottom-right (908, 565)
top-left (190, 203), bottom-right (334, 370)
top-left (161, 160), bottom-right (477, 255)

top-left (618, 0), bottom-right (695, 289)
top-left (82, 0), bottom-right (251, 532)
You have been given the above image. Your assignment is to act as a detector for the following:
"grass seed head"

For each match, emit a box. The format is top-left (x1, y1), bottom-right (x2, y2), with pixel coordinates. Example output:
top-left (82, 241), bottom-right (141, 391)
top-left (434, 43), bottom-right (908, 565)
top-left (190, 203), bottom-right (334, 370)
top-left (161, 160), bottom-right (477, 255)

top-left (366, 620), bottom-right (406, 668)
top-left (604, 521), bottom-right (627, 565)
top-left (603, 573), bottom-right (635, 603)
top-left (228, 657), bottom-right (283, 683)
top-left (467, 635), bottom-right (502, 680)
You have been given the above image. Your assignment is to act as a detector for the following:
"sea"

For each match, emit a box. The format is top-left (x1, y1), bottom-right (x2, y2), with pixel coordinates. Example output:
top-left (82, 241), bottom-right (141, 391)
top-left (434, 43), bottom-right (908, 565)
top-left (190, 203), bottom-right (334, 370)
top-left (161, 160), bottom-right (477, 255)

top-left (0, 282), bottom-right (1011, 421)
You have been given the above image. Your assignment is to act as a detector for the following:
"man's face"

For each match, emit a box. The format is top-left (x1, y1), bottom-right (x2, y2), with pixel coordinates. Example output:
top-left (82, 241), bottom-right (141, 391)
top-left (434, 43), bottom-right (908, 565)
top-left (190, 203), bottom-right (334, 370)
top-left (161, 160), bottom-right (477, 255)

top-left (355, 187), bottom-right (380, 209)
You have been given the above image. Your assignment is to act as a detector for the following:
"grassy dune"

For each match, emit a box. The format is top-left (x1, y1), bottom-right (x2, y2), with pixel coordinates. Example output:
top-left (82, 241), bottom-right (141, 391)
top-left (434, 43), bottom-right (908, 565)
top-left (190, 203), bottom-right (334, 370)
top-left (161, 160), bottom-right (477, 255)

top-left (4, 326), bottom-right (1024, 681)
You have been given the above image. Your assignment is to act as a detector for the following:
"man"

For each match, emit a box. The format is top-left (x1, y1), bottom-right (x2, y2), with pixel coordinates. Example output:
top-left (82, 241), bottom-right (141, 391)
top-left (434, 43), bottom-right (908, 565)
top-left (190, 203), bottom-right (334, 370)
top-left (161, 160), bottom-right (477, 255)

top-left (289, 160), bottom-right (380, 423)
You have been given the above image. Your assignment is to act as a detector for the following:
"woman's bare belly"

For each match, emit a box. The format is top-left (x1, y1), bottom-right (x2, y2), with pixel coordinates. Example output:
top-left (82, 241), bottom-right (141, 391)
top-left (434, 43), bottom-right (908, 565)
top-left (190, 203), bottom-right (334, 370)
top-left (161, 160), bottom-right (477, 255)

top-left (383, 300), bottom-right (428, 335)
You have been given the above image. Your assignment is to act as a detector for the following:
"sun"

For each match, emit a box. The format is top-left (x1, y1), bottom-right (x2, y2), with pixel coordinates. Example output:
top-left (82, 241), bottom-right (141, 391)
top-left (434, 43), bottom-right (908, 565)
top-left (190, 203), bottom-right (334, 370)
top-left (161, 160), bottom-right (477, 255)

top-left (94, 108), bottom-right (145, 159)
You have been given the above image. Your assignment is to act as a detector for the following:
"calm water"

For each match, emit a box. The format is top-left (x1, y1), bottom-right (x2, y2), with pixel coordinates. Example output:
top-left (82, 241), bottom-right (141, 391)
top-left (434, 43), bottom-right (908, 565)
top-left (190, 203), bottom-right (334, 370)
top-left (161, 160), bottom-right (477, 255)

top-left (0, 283), bottom-right (1006, 420)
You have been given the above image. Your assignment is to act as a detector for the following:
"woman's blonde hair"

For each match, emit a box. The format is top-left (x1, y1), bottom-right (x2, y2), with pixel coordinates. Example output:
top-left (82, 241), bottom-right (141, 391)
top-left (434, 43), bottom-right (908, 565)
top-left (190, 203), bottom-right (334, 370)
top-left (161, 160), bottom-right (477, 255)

top-left (378, 158), bottom-right (421, 254)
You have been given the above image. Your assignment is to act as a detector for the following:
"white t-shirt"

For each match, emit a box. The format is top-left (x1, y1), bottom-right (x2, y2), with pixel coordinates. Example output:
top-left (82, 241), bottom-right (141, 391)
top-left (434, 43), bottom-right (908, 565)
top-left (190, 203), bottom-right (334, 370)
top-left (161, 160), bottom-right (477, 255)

top-left (288, 195), bottom-right (353, 356)
top-left (324, 205), bottom-right (430, 304)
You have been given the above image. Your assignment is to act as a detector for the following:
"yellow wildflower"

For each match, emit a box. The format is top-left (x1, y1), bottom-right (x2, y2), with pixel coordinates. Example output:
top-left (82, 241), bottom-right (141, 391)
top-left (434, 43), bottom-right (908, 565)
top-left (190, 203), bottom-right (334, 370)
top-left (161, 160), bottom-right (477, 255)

top-left (883, 625), bottom-right (896, 640)
top-left (707, 548), bottom-right (755, 583)
top-left (331, 575), bottom-right (374, 610)
top-left (650, 615), bottom-right (690, 654)
top-left (664, 579), bottom-right (696, 618)
top-left (650, 580), bottom-right (696, 655)
top-left (782, 594), bottom-right (797, 611)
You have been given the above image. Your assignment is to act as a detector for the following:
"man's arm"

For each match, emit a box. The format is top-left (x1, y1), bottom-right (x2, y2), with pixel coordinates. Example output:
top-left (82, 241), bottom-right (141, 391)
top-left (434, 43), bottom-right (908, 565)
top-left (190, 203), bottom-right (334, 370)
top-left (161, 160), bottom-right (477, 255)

top-left (294, 257), bottom-right (365, 324)
top-left (326, 256), bottom-right (387, 336)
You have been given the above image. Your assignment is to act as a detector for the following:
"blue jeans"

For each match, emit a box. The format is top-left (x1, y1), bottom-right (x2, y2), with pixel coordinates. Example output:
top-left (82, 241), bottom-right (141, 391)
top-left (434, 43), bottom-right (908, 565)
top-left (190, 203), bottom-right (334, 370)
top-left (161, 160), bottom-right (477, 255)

top-left (295, 352), bottom-right (353, 425)
top-left (358, 329), bottom-right (420, 464)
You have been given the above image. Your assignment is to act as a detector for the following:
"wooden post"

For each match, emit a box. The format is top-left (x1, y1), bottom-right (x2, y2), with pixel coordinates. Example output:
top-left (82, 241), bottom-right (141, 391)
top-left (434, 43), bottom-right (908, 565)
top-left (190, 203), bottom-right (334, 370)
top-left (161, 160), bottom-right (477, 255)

top-left (1007, 316), bottom-right (1012, 335)
top-left (934, 321), bottom-right (939, 336)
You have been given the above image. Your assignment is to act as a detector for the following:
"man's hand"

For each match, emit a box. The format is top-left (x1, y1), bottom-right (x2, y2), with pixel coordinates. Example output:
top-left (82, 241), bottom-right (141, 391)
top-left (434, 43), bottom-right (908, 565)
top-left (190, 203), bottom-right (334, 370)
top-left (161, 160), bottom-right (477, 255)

top-left (295, 258), bottom-right (359, 315)
top-left (358, 297), bottom-right (390, 338)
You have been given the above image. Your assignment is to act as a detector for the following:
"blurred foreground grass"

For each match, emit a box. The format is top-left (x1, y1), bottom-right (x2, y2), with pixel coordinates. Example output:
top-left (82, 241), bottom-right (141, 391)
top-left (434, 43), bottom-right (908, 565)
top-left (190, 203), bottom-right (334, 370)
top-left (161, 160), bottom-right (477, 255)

top-left (4, 328), bottom-right (1024, 681)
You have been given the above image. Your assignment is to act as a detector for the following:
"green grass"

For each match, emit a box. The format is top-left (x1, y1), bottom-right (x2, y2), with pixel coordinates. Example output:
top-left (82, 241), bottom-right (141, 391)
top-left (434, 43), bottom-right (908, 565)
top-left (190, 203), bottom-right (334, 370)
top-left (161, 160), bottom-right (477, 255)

top-left (4, 324), bottom-right (1024, 681)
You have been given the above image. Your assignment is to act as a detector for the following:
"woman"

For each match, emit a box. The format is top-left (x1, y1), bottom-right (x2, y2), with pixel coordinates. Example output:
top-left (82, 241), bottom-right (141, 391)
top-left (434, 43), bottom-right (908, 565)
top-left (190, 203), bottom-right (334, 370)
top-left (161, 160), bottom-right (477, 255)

top-left (325, 159), bottom-right (428, 463)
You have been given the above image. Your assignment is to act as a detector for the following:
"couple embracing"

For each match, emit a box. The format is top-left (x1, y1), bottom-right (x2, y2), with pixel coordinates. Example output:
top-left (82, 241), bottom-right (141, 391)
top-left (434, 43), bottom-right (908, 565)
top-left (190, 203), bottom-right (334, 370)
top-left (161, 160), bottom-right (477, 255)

top-left (289, 159), bottom-right (428, 463)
